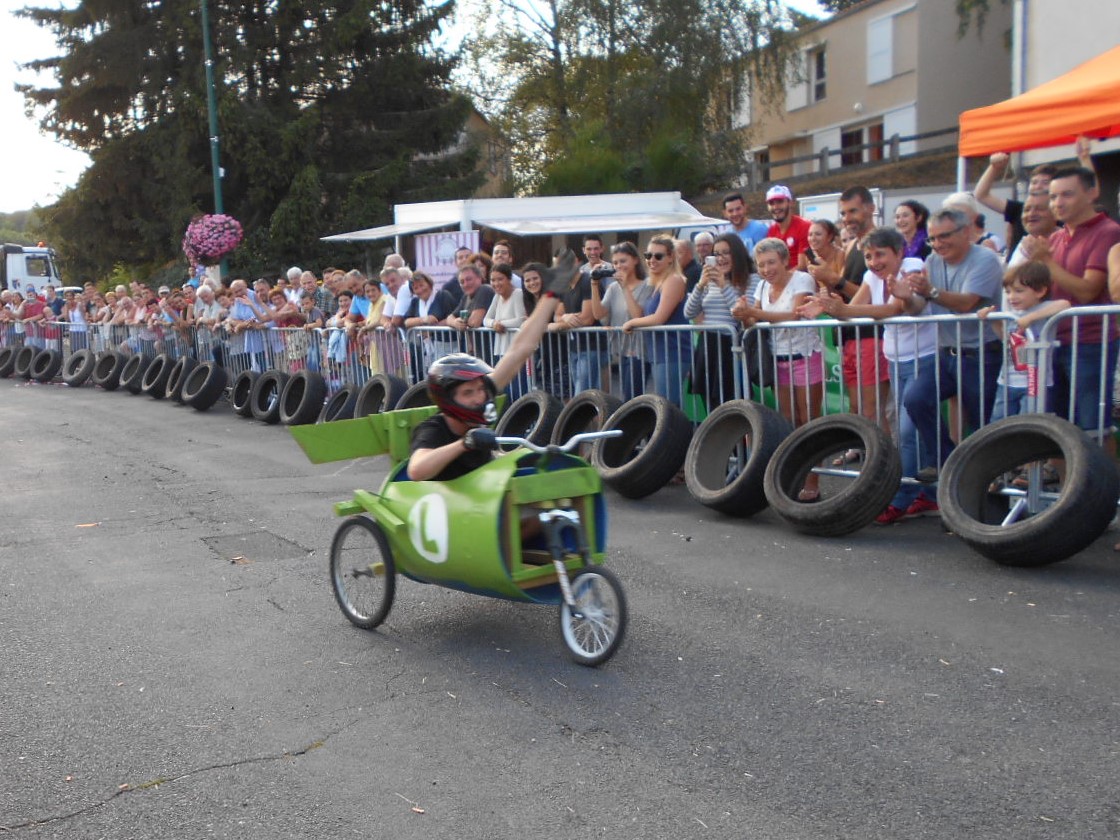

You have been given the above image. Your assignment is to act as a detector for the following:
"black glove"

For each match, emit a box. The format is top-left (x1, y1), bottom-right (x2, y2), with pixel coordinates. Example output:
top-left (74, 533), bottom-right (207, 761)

top-left (541, 249), bottom-right (580, 297)
top-left (463, 427), bottom-right (498, 452)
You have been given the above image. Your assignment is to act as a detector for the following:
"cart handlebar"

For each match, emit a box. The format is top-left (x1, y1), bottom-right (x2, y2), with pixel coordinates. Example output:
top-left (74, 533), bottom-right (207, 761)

top-left (495, 429), bottom-right (621, 455)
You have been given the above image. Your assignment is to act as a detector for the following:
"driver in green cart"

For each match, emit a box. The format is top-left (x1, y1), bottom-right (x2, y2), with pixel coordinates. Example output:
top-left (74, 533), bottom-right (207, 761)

top-left (407, 252), bottom-right (577, 481)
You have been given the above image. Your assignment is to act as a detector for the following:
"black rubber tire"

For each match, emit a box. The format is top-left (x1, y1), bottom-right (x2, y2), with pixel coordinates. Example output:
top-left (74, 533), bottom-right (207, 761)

top-left (549, 389), bottom-right (623, 446)
top-left (591, 394), bottom-right (693, 499)
top-left (319, 385), bottom-right (358, 422)
top-left (250, 369), bottom-right (289, 424)
top-left (763, 414), bottom-right (902, 537)
top-left (231, 371), bottom-right (259, 417)
top-left (119, 354), bottom-right (152, 394)
top-left (140, 353), bottom-right (173, 399)
top-left (939, 414), bottom-right (1120, 566)
top-left (31, 349), bottom-right (63, 383)
top-left (685, 399), bottom-right (793, 517)
top-left (61, 349), bottom-right (97, 387)
top-left (279, 370), bottom-right (328, 426)
top-left (354, 373), bottom-right (408, 418)
top-left (0, 346), bottom-right (21, 378)
top-left (182, 362), bottom-right (228, 412)
top-left (165, 356), bottom-right (198, 403)
top-left (91, 351), bottom-right (125, 391)
top-left (559, 566), bottom-right (628, 667)
top-left (394, 380), bottom-right (433, 410)
top-left (13, 346), bottom-right (37, 379)
top-left (329, 517), bottom-right (396, 629)
top-left (495, 389), bottom-right (564, 451)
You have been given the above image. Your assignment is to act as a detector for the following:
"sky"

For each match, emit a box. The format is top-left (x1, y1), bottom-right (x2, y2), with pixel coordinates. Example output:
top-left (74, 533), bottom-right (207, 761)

top-left (0, 0), bottom-right (825, 215)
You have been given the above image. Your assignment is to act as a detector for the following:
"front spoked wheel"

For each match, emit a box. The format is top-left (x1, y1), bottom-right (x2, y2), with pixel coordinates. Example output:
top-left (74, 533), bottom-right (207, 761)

top-left (559, 567), bottom-right (627, 666)
top-left (329, 517), bottom-right (396, 629)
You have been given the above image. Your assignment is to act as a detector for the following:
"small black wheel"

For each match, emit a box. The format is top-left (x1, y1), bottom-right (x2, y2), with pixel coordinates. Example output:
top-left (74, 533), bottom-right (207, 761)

top-left (279, 370), bottom-right (327, 425)
top-left (591, 395), bottom-right (692, 499)
top-left (91, 350), bottom-right (125, 391)
top-left (231, 370), bottom-right (259, 417)
top-left (13, 346), bottom-right (37, 379)
top-left (394, 380), bottom-right (433, 410)
top-left (319, 385), bottom-right (358, 422)
top-left (140, 353), bottom-right (173, 398)
top-left (0, 346), bottom-right (18, 378)
top-left (549, 388), bottom-right (623, 446)
top-left (62, 349), bottom-right (96, 387)
top-left (559, 567), bottom-right (628, 667)
top-left (354, 373), bottom-right (408, 418)
top-left (31, 349), bottom-right (63, 383)
top-left (250, 369), bottom-right (289, 424)
top-left (165, 356), bottom-right (198, 402)
top-left (329, 517), bottom-right (396, 629)
top-left (495, 389), bottom-right (564, 451)
top-left (182, 362), bottom-right (228, 412)
top-left (120, 354), bottom-right (152, 394)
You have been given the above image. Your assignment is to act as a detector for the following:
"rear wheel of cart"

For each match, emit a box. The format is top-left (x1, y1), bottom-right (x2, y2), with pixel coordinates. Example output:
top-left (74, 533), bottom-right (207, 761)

top-left (182, 362), bottom-right (228, 412)
top-left (329, 517), bottom-right (396, 629)
top-left (939, 414), bottom-right (1120, 566)
top-left (231, 370), bottom-right (259, 417)
top-left (354, 373), bottom-right (408, 418)
top-left (279, 370), bottom-right (327, 425)
top-left (140, 353), bottom-right (173, 399)
top-left (559, 567), bottom-right (628, 666)
top-left (31, 349), bottom-right (63, 383)
top-left (165, 356), bottom-right (198, 403)
top-left (250, 369), bottom-right (289, 424)
top-left (591, 395), bottom-right (692, 499)
top-left (685, 399), bottom-right (792, 517)
top-left (13, 346), bottom-right (37, 379)
top-left (763, 414), bottom-right (901, 536)
top-left (91, 350), bottom-right (125, 391)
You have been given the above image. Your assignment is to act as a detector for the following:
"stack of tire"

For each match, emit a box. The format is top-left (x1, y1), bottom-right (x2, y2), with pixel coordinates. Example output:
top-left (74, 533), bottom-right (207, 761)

top-left (0, 346), bottom-right (64, 384)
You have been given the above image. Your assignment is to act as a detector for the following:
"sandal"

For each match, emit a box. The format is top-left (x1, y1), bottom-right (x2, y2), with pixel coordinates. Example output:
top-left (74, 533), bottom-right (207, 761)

top-left (831, 448), bottom-right (862, 467)
top-left (797, 488), bottom-right (821, 503)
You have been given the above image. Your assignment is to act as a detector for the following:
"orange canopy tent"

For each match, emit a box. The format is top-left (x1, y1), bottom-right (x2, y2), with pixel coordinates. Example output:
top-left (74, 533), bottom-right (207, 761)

top-left (958, 45), bottom-right (1120, 158)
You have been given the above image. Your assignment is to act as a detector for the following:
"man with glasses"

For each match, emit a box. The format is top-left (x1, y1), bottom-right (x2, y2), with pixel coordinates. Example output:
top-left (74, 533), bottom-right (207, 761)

top-left (902, 208), bottom-right (1004, 479)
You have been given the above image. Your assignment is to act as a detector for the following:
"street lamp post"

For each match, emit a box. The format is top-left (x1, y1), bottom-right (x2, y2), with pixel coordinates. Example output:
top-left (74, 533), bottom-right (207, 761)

top-left (200, 0), bottom-right (225, 278)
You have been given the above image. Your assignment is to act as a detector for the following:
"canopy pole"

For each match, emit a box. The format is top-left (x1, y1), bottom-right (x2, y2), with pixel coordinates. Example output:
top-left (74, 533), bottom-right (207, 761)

top-left (956, 156), bottom-right (967, 192)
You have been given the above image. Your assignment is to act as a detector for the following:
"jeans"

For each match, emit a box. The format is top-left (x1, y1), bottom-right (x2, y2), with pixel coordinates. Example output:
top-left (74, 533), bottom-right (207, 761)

top-left (989, 383), bottom-right (1030, 423)
top-left (1052, 339), bottom-right (1119, 439)
top-left (902, 345), bottom-right (1001, 466)
top-left (619, 356), bottom-right (648, 402)
top-left (889, 355), bottom-right (938, 510)
top-left (651, 352), bottom-right (690, 409)
top-left (572, 348), bottom-right (610, 394)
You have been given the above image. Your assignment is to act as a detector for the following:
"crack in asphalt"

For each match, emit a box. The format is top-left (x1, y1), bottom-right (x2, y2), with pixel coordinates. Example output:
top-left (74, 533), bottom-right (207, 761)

top-left (0, 736), bottom-right (335, 833)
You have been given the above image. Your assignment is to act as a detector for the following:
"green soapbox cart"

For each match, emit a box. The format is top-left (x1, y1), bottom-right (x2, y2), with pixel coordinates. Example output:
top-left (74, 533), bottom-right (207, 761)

top-left (290, 406), bottom-right (628, 666)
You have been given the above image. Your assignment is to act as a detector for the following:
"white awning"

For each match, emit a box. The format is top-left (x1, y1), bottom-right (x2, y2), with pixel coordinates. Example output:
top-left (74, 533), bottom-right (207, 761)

top-left (320, 219), bottom-right (456, 243)
top-left (485, 211), bottom-right (725, 236)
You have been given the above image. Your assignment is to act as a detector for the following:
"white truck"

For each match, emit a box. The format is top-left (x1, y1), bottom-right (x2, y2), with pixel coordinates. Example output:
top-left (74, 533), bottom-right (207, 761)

top-left (2, 243), bottom-right (64, 296)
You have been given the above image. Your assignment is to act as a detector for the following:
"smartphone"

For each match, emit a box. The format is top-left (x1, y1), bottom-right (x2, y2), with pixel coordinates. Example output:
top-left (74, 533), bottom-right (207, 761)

top-left (704, 256), bottom-right (717, 267)
top-left (804, 247), bottom-right (817, 264)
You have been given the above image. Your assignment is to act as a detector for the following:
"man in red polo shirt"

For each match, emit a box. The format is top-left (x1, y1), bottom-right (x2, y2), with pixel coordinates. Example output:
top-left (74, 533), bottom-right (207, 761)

top-left (1022, 166), bottom-right (1120, 444)
top-left (765, 185), bottom-right (812, 268)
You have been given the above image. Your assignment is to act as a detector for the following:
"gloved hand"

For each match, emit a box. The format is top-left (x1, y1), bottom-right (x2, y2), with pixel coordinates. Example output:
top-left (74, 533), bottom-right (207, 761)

top-left (463, 427), bottom-right (498, 451)
top-left (541, 249), bottom-right (580, 297)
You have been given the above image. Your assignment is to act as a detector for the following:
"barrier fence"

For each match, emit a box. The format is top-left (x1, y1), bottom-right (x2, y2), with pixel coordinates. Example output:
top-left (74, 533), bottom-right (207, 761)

top-left (2, 309), bottom-right (1118, 446)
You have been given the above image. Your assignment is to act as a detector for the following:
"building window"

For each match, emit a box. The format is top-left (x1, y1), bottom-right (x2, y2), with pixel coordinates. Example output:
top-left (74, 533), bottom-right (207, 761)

top-left (809, 46), bottom-right (826, 102)
top-left (841, 121), bottom-right (885, 167)
top-left (867, 16), bottom-right (894, 84)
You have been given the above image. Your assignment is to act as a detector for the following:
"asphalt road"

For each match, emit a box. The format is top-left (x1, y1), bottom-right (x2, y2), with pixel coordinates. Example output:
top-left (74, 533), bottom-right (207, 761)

top-left (3, 378), bottom-right (1119, 839)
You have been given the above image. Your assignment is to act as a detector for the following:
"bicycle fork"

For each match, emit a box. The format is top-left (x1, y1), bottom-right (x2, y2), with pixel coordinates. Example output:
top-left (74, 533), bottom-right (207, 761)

top-left (538, 508), bottom-right (589, 618)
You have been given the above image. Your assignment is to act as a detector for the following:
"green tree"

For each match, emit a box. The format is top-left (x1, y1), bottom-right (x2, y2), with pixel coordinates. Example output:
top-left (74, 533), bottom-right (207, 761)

top-left (461, 0), bottom-right (800, 195)
top-left (18, 0), bottom-right (482, 281)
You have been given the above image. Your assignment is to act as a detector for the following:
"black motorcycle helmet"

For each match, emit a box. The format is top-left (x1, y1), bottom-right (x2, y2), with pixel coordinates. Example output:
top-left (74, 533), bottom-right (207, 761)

top-left (427, 354), bottom-right (498, 427)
